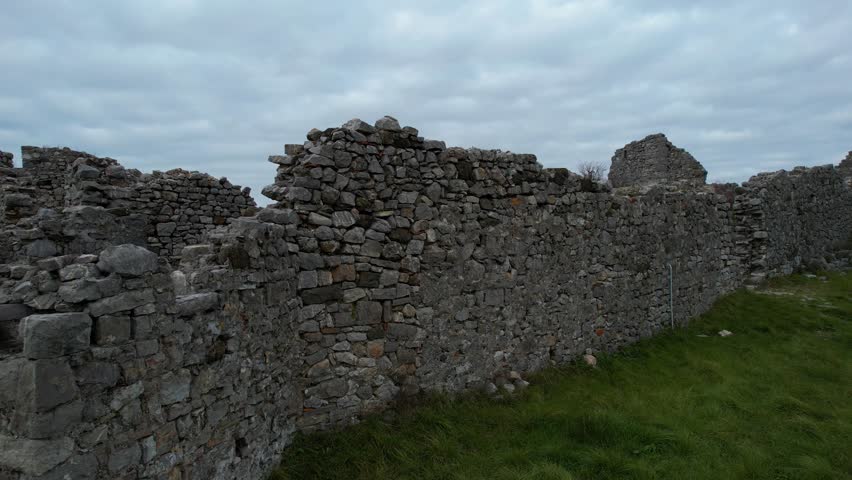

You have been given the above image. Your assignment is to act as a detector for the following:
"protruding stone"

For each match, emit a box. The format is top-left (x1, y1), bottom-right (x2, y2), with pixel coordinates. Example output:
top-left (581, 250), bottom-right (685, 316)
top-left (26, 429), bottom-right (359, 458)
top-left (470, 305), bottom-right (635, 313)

top-left (375, 115), bottom-right (401, 132)
top-left (257, 208), bottom-right (300, 225)
top-left (97, 244), bottom-right (159, 276)
top-left (308, 213), bottom-right (333, 226)
top-left (342, 118), bottom-right (376, 134)
top-left (88, 289), bottom-right (155, 317)
top-left (423, 139), bottom-right (446, 151)
top-left (174, 293), bottom-right (219, 316)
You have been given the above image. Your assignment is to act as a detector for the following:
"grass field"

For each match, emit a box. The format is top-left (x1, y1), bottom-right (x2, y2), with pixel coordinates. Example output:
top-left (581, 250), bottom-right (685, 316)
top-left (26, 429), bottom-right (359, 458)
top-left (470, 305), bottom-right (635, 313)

top-left (270, 273), bottom-right (852, 480)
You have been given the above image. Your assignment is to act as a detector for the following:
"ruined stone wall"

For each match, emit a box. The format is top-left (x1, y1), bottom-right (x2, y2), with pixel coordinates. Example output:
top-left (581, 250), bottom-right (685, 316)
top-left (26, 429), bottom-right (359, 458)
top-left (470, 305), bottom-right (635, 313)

top-left (20, 147), bottom-right (87, 209)
top-left (839, 152), bottom-right (852, 187)
top-left (0, 152), bottom-right (38, 224)
top-left (743, 165), bottom-right (852, 277)
top-left (0, 117), bottom-right (849, 480)
top-left (1, 147), bottom-right (257, 262)
top-left (609, 133), bottom-right (708, 188)
top-left (62, 153), bottom-right (258, 258)
top-left (0, 232), bottom-right (302, 479)
top-left (124, 170), bottom-right (256, 259)
top-left (0, 151), bottom-right (12, 169)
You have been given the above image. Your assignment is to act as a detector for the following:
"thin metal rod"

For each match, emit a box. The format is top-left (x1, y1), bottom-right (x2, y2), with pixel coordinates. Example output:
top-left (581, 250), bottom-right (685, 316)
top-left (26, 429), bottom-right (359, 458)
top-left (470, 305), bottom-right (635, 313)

top-left (668, 263), bottom-right (674, 329)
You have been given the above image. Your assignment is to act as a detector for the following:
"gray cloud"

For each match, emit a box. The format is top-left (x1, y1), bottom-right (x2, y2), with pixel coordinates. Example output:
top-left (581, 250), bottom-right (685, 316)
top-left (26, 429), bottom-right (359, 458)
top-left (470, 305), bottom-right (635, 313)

top-left (1, 0), bottom-right (850, 203)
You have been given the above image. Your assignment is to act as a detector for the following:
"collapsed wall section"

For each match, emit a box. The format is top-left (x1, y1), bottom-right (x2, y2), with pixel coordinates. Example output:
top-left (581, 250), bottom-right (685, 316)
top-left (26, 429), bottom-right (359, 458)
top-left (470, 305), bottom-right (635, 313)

top-left (0, 147), bottom-right (257, 262)
top-left (0, 224), bottom-right (303, 479)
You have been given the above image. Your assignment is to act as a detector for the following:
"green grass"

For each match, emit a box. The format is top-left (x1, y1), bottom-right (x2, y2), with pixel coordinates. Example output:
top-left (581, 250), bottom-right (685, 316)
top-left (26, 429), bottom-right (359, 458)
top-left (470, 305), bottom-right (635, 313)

top-left (270, 273), bottom-right (852, 480)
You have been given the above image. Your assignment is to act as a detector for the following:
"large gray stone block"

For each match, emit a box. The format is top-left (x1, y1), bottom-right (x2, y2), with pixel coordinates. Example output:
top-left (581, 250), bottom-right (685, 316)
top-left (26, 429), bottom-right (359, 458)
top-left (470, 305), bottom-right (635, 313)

top-left (88, 288), bottom-right (154, 317)
top-left (17, 357), bottom-right (79, 412)
top-left (93, 315), bottom-right (132, 345)
top-left (20, 313), bottom-right (92, 359)
top-left (0, 435), bottom-right (74, 476)
top-left (174, 292), bottom-right (219, 316)
top-left (15, 398), bottom-right (83, 439)
top-left (0, 357), bottom-right (26, 407)
top-left (96, 244), bottom-right (159, 276)
top-left (32, 453), bottom-right (97, 480)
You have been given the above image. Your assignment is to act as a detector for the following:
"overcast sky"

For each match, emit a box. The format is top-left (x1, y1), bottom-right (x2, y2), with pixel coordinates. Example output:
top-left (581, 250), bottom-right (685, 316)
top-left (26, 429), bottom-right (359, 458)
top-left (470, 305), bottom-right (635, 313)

top-left (1, 1), bottom-right (850, 203)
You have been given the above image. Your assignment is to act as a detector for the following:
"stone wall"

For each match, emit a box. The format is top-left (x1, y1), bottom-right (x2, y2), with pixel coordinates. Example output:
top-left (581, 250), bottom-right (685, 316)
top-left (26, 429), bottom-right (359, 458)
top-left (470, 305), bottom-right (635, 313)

top-left (0, 147), bottom-right (257, 261)
top-left (743, 165), bottom-right (852, 277)
top-left (20, 147), bottom-right (88, 209)
top-left (0, 117), bottom-right (849, 479)
top-left (0, 151), bottom-right (12, 169)
top-left (840, 152), bottom-right (852, 186)
top-left (125, 170), bottom-right (256, 259)
top-left (609, 133), bottom-right (708, 188)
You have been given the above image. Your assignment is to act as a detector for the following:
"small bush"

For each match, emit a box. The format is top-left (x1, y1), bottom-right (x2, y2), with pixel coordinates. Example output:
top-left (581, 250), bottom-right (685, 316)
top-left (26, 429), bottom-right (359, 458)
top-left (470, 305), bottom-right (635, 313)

top-left (578, 161), bottom-right (606, 192)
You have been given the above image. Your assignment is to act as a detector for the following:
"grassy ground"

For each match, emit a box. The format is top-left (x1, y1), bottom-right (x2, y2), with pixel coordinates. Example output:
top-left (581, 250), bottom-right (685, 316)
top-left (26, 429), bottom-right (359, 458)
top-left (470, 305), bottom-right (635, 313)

top-left (270, 273), bottom-right (852, 480)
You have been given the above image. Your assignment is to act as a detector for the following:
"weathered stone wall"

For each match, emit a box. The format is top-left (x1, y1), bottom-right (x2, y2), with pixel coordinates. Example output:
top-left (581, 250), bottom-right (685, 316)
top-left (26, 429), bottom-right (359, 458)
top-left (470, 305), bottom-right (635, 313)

top-left (609, 133), bottom-right (708, 188)
top-left (0, 152), bottom-right (38, 224)
top-left (839, 152), bottom-right (852, 187)
top-left (124, 170), bottom-right (256, 259)
top-left (0, 234), bottom-right (302, 479)
top-left (0, 117), bottom-right (849, 480)
top-left (0, 151), bottom-right (12, 169)
top-left (1, 147), bottom-right (257, 261)
top-left (20, 147), bottom-right (86, 209)
top-left (743, 165), bottom-right (852, 277)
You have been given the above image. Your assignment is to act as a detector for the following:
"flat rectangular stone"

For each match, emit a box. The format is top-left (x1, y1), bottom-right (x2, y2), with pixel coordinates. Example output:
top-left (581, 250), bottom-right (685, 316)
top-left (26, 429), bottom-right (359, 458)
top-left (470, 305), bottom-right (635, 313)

top-left (301, 285), bottom-right (343, 305)
top-left (88, 289), bottom-right (155, 317)
top-left (20, 313), bottom-right (92, 359)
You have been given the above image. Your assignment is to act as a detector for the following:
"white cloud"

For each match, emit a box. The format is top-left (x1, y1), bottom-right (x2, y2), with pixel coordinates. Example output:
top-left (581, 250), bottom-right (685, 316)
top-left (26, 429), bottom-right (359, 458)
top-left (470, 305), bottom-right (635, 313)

top-left (0, 0), bottom-right (850, 203)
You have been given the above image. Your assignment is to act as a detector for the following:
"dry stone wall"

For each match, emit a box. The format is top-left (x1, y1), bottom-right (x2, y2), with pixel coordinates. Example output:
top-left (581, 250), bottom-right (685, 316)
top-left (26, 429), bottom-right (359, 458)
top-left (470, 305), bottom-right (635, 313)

top-left (839, 152), bottom-right (852, 186)
top-left (0, 116), bottom-right (849, 480)
top-left (0, 147), bottom-right (257, 261)
top-left (609, 133), bottom-right (708, 188)
top-left (0, 151), bottom-right (12, 169)
top-left (742, 165), bottom-right (852, 277)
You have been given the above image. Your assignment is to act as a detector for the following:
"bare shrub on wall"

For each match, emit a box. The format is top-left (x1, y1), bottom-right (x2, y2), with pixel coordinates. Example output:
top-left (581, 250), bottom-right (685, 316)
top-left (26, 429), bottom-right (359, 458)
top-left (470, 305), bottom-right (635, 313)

top-left (578, 161), bottom-right (607, 192)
